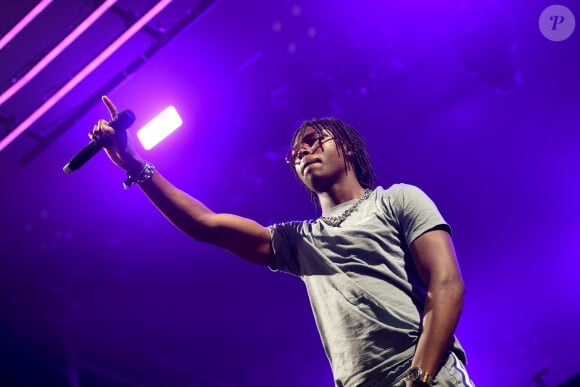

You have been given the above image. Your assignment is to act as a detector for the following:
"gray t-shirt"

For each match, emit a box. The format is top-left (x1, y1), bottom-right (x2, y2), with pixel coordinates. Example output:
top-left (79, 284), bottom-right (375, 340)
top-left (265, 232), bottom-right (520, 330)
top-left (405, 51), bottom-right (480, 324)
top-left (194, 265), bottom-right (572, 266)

top-left (268, 184), bottom-right (466, 387)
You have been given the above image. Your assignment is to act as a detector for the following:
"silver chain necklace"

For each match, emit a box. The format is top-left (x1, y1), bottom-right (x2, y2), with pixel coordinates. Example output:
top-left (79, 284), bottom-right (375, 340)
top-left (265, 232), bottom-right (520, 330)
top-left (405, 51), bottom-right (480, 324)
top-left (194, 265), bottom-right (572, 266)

top-left (320, 189), bottom-right (372, 227)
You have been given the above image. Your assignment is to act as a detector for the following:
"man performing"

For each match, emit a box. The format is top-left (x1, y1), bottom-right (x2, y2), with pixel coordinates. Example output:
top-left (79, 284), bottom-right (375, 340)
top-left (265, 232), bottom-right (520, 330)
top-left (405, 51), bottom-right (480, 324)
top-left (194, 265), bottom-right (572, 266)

top-left (89, 95), bottom-right (474, 386)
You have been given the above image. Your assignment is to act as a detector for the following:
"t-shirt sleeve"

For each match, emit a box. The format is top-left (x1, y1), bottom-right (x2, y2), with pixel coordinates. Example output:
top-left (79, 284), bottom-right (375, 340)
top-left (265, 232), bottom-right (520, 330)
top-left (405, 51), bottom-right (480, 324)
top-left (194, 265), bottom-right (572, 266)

top-left (391, 184), bottom-right (451, 245)
top-left (267, 221), bottom-right (302, 275)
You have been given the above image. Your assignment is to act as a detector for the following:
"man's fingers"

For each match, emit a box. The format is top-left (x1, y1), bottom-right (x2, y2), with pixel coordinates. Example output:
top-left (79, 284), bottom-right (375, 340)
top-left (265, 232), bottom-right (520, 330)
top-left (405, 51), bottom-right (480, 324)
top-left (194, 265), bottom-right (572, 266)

top-left (101, 95), bottom-right (119, 119)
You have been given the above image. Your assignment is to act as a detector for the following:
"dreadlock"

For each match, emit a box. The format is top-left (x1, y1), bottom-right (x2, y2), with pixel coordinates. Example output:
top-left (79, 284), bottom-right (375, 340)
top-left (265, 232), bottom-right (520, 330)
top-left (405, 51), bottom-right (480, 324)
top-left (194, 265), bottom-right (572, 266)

top-left (288, 117), bottom-right (378, 209)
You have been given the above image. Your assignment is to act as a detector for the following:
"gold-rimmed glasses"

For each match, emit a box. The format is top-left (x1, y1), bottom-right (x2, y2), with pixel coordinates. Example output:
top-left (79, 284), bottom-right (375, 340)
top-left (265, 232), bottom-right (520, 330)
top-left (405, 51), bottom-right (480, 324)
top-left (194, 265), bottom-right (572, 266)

top-left (285, 133), bottom-right (334, 165)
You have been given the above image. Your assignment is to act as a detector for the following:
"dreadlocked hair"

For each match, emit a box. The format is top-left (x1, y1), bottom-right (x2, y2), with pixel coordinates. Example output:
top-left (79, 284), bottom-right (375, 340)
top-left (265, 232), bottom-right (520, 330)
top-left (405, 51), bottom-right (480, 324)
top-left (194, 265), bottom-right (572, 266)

top-left (289, 117), bottom-right (378, 209)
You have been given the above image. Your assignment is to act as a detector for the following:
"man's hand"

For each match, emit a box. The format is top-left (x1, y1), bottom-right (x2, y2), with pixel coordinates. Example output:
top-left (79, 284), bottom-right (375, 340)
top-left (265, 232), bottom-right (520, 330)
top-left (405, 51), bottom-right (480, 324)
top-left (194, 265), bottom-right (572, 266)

top-left (90, 95), bottom-right (144, 174)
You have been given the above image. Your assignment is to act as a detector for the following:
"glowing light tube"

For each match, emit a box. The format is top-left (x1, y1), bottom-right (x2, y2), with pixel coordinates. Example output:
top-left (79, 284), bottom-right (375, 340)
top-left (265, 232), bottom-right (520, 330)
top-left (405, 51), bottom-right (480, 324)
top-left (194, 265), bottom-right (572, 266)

top-left (0, 0), bottom-right (118, 107)
top-left (0, 0), bottom-right (53, 52)
top-left (137, 106), bottom-right (183, 150)
top-left (0, 0), bottom-right (174, 153)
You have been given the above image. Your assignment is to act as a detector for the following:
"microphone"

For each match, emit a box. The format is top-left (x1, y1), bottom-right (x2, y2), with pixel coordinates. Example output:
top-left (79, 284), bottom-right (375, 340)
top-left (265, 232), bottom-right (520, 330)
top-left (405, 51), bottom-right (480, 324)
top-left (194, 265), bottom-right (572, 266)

top-left (63, 109), bottom-right (136, 174)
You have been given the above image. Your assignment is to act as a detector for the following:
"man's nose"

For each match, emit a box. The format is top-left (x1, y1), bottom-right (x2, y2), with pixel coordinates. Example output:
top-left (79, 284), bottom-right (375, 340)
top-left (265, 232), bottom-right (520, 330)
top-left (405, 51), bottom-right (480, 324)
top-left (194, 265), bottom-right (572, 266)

top-left (297, 149), bottom-right (311, 160)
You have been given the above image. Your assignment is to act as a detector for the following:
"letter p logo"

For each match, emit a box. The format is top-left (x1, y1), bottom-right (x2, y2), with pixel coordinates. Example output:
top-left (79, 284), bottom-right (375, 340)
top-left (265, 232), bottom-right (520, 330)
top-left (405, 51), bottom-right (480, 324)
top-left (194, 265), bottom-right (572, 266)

top-left (550, 15), bottom-right (565, 30)
top-left (540, 5), bottom-right (575, 41)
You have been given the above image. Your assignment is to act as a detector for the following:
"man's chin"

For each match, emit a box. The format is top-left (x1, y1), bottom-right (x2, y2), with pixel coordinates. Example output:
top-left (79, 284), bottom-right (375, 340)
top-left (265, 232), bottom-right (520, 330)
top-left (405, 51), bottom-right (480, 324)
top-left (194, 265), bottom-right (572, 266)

top-left (301, 161), bottom-right (322, 176)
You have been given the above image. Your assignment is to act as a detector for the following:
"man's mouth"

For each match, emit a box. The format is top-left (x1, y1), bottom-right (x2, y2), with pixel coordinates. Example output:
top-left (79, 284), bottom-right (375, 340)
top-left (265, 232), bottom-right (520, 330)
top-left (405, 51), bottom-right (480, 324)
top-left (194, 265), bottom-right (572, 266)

top-left (302, 159), bottom-right (320, 174)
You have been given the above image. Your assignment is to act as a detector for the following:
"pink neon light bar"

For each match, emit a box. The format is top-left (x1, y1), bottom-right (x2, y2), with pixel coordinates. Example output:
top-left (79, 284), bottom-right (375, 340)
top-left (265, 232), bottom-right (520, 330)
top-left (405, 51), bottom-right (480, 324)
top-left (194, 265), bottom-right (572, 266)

top-left (0, 0), bottom-right (53, 52)
top-left (0, 0), bottom-right (118, 107)
top-left (137, 106), bottom-right (183, 150)
top-left (0, 0), bottom-right (174, 153)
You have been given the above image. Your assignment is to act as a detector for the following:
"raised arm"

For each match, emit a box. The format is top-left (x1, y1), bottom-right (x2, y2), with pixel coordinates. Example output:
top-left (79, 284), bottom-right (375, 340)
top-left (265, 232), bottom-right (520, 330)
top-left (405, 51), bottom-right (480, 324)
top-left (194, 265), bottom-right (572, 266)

top-left (91, 96), bottom-right (274, 267)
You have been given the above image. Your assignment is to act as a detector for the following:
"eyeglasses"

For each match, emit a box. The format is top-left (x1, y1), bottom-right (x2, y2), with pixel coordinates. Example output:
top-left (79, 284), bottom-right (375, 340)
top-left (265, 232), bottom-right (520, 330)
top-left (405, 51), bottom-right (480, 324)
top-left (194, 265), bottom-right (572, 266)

top-left (285, 134), bottom-right (334, 165)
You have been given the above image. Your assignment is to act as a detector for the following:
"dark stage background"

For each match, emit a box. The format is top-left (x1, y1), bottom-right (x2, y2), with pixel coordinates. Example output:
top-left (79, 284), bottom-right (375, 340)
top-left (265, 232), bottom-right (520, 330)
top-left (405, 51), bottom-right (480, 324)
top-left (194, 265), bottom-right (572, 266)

top-left (1, 0), bottom-right (579, 386)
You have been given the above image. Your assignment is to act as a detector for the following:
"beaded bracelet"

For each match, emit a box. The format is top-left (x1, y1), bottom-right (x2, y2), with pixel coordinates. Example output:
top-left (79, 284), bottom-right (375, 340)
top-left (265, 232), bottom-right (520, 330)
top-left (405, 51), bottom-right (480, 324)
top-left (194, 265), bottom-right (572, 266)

top-left (123, 162), bottom-right (156, 190)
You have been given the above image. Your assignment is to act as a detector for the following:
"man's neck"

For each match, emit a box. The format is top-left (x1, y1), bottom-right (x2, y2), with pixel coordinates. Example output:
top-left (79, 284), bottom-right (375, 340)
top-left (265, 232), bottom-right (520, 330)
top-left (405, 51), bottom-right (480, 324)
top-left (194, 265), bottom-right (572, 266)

top-left (317, 182), bottom-right (366, 212)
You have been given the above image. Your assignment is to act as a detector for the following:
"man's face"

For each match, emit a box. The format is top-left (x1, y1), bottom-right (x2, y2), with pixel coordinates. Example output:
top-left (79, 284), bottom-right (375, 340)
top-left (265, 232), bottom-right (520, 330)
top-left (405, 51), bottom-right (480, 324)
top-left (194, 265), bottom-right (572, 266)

top-left (289, 126), bottom-right (349, 192)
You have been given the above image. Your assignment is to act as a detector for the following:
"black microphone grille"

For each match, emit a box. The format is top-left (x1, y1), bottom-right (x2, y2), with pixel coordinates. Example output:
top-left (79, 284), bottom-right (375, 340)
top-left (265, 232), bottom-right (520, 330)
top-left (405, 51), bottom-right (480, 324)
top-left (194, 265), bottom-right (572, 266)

top-left (111, 109), bottom-right (136, 130)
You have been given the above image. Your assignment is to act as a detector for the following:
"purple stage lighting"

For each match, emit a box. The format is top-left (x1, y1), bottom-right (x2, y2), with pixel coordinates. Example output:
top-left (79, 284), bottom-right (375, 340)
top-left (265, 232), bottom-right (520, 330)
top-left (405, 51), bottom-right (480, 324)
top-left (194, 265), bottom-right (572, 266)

top-left (0, 0), bottom-right (53, 52)
top-left (0, 0), bottom-right (118, 107)
top-left (0, 0), bottom-right (117, 106)
top-left (136, 106), bottom-right (183, 150)
top-left (0, 0), bottom-right (174, 153)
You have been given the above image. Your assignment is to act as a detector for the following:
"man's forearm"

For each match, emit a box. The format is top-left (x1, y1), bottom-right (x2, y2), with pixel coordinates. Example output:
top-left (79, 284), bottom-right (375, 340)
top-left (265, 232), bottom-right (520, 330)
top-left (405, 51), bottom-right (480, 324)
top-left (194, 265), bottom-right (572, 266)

top-left (135, 170), bottom-right (274, 266)
top-left (409, 280), bottom-right (464, 384)
top-left (138, 171), bottom-right (217, 241)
